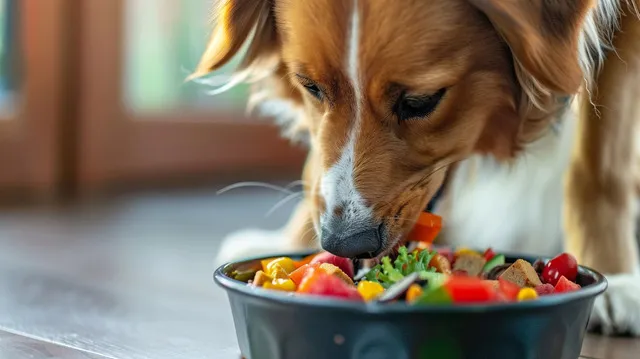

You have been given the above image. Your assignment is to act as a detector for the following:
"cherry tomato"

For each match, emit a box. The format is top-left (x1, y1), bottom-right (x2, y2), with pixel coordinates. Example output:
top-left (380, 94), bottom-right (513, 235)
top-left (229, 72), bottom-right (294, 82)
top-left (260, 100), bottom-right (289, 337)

top-left (541, 252), bottom-right (578, 286)
top-left (554, 276), bottom-right (581, 293)
top-left (483, 248), bottom-right (496, 261)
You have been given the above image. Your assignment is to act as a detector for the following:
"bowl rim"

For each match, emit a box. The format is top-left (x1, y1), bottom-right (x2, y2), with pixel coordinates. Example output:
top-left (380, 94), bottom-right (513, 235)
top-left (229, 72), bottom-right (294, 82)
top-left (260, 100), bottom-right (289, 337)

top-left (213, 250), bottom-right (608, 314)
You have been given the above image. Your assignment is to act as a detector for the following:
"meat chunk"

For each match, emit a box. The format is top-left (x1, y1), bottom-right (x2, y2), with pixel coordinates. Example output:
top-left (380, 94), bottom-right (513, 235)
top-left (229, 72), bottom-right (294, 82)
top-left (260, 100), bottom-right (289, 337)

top-left (429, 253), bottom-right (452, 274)
top-left (499, 259), bottom-right (543, 288)
top-left (319, 263), bottom-right (354, 285)
top-left (453, 252), bottom-right (487, 277)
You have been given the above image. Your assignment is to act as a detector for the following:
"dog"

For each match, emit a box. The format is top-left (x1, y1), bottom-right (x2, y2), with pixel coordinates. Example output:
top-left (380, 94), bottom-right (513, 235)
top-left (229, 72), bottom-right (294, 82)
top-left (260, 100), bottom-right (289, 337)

top-left (191, 0), bottom-right (640, 335)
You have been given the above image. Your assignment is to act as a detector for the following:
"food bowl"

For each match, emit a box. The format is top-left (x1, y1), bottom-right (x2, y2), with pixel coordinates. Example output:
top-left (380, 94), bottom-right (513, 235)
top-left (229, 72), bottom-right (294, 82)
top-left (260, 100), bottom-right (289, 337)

top-left (214, 251), bottom-right (607, 359)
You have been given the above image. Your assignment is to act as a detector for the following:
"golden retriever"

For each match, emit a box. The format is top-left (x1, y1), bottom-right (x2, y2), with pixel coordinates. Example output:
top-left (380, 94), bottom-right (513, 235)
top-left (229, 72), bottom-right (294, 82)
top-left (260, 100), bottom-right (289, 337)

top-left (192, 0), bottom-right (640, 335)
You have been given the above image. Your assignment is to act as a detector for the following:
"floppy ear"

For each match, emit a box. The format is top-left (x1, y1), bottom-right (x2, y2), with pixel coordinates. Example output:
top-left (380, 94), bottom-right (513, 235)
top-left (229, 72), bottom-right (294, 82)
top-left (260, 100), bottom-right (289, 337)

top-left (188, 0), bottom-right (279, 80)
top-left (469, 0), bottom-right (596, 95)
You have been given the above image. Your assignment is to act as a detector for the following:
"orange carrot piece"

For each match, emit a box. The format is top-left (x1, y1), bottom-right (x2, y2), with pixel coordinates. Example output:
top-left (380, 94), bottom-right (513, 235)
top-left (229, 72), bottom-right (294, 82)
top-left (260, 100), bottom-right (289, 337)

top-left (407, 212), bottom-right (443, 244)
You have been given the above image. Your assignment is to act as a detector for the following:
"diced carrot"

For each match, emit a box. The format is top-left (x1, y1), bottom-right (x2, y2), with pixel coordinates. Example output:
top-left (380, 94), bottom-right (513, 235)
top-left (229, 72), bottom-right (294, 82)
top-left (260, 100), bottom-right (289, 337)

top-left (294, 253), bottom-right (319, 268)
top-left (407, 212), bottom-right (443, 244)
top-left (289, 263), bottom-right (322, 286)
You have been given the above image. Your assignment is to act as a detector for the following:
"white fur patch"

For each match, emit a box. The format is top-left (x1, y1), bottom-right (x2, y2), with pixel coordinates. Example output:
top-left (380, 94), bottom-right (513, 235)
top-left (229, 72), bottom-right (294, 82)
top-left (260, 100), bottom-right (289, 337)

top-left (589, 272), bottom-right (640, 336)
top-left (435, 108), bottom-right (578, 257)
top-left (319, 0), bottom-right (373, 234)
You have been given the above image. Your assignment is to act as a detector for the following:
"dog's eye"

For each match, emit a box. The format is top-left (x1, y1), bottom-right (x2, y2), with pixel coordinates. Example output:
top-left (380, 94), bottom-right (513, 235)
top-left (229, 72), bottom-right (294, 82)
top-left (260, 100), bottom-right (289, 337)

top-left (303, 83), bottom-right (323, 100)
top-left (396, 88), bottom-right (447, 121)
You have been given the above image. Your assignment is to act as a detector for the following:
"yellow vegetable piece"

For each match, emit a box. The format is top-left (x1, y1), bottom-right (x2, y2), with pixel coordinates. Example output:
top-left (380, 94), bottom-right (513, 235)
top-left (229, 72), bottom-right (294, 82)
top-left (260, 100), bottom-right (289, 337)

top-left (406, 284), bottom-right (424, 302)
top-left (265, 257), bottom-right (296, 275)
top-left (268, 263), bottom-right (289, 279)
top-left (357, 280), bottom-right (385, 301)
top-left (517, 287), bottom-right (538, 301)
top-left (454, 247), bottom-right (479, 256)
top-left (261, 258), bottom-right (278, 272)
top-left (263, 278), bottom-right (296, 292)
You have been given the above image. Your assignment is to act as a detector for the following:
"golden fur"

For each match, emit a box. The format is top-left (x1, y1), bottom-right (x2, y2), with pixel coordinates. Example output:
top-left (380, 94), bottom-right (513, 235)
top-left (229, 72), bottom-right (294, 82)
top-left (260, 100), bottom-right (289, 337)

top-left (194, 0), bottom-right (640, 334)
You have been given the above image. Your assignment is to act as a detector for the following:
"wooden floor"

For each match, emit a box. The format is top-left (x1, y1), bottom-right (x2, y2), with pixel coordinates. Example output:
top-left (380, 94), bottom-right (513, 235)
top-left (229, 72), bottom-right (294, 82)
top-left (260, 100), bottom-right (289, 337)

top-left (0, 186), bottom-right (637, 359)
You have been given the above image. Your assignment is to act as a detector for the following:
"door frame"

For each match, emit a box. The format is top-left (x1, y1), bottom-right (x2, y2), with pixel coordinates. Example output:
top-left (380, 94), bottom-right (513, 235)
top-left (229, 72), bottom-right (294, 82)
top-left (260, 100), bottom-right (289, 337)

top-left (0, 0), bottom-right (71, 201)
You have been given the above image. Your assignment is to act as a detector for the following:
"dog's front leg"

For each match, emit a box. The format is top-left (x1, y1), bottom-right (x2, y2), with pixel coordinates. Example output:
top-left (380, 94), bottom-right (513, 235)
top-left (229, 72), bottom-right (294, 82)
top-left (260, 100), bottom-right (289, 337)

top-left (564, 3), bottom-right (640, 335)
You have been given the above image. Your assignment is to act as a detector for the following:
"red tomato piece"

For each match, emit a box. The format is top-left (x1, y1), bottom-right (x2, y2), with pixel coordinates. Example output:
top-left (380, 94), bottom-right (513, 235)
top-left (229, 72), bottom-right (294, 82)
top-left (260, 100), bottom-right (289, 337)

top-left (498, 279), bottom-right (521, 301)
top-left (297, 268), bottom-right (362, 301)
top-left (310, 252), bottom-right (355, 279)
top-left (483, 248), bottom-right (496, 261)
top-left (535, 283), bottom-right (556, 296)
top-left (554, 276), bottom-right (581, 293)
top-left (542, 253), bottom-right (578, 286)
top-left (443, 277), bottom-right (498, 303)
top-left (407, 212), bottom-right (443, 244)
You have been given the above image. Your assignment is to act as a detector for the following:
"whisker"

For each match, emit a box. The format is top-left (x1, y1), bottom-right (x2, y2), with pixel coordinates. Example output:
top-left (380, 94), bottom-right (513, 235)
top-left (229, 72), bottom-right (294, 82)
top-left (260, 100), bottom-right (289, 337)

top-left (265, 191), bottom-right (304, 217)
top-left (216, 181), bottom-right (295, 195)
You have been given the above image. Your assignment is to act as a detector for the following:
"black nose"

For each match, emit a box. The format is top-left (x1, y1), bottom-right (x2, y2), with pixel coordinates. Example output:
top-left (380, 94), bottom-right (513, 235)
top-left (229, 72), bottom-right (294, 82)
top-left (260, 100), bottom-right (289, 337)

top-left (321, 228), bottom-right (382, 259)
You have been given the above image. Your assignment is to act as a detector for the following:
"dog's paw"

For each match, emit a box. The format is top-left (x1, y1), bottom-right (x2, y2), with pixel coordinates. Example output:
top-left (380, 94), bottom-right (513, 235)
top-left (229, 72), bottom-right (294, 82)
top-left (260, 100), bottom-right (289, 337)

top-left (588, 273), bottom-right (640, 336)
top-left (214, 228), bottom-right (292, 267)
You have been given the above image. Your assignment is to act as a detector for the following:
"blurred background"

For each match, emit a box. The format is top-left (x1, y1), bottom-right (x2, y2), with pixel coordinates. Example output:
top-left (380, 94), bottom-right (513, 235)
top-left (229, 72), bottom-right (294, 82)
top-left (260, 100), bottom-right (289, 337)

top-left (0, 1), bottom-right (307, 357)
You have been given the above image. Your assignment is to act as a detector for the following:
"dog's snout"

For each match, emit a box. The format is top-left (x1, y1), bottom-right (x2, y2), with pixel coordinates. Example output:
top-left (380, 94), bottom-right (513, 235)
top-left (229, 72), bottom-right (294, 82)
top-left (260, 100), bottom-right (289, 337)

top-left (321, 226), bottom-right (382, 259)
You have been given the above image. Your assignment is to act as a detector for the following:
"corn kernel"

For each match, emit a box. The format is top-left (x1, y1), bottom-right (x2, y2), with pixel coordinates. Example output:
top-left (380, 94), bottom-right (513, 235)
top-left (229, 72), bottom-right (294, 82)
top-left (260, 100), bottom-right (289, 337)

top-left (263, 278), bottom-right (296, 292)
top-left (406, 284), bottom-right (424, 302)
top-left (265, 257), bottom-right (296, 274)
top-left (517, 287), bottom-right (539, 301)
top-left (454, 247), bottom-right (479, 256)
top-left (357, 280), bottom-right (385, 301)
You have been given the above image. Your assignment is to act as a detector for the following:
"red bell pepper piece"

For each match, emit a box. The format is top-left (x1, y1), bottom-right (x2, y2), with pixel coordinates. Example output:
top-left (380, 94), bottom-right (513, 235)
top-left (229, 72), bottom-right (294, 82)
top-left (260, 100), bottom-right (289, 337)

top-left (443, 277), bottom-right (498, 303)
top-left (554, 275), bottom-right (581, 293)
top-left (297, 268), bottom-right (362, 301)
top-left (483, 248), bottom-right (496, 261)
top-left (407, 212), bottom-right (443, 244)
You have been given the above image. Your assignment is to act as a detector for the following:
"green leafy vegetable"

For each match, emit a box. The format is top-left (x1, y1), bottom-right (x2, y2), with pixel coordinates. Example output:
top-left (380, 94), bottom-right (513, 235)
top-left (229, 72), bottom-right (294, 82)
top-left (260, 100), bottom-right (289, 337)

top-left (363, 246), bottom-right (440, 288)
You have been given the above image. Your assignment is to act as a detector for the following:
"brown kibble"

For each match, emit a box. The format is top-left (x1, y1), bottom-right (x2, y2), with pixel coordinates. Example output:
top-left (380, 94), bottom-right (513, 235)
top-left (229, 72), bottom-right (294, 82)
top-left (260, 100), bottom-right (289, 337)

top-left (453, 252), bottom-right (487, 277)
top-left (319, 263), bottom-right (354, 285)
top-left (499, 259), bottom-right (543, 288)
top-left (429, 253), bottom-right (452, 274)
top-left (251, 270), bottom-right (272, 287)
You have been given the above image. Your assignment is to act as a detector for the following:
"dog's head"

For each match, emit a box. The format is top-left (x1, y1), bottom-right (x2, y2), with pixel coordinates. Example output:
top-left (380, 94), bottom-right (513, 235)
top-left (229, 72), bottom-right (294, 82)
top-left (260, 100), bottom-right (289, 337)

top-left (194, 0), bottom-right (595, 258)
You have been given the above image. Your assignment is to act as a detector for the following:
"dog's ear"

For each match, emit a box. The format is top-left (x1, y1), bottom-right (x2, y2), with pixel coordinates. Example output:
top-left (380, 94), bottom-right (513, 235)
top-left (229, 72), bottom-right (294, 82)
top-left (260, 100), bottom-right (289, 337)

top-left (469, 0), bottom-right (595, 95)
top-left (188, 0), bottom-right (279, 80)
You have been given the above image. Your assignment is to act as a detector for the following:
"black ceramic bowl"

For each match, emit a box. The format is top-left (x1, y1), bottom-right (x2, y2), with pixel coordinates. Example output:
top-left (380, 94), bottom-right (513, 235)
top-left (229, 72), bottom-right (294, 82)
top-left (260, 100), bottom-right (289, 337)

top-left (214, 251), bottom-right (607, 359)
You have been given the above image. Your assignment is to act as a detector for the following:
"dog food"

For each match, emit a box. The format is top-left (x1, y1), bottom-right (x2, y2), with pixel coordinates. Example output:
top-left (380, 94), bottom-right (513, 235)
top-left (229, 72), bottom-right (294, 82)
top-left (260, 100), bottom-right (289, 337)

top-left (235, 246), bottom-right (584, 305)
top-left (229, 212), bottom-right (584, 304)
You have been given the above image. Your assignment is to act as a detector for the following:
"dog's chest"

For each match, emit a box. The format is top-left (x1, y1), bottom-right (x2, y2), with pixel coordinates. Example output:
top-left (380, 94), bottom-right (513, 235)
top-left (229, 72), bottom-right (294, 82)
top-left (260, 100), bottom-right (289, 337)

top-left (434, 112), bottom-right (578, 257)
